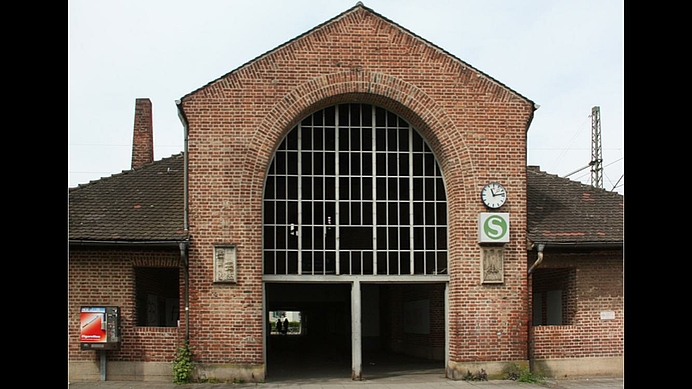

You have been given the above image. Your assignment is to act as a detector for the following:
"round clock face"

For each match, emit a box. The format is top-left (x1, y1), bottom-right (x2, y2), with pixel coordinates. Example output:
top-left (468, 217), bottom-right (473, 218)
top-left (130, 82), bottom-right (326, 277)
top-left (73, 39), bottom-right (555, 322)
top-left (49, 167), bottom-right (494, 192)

top-left (481, 182), bottom-right (507, 209)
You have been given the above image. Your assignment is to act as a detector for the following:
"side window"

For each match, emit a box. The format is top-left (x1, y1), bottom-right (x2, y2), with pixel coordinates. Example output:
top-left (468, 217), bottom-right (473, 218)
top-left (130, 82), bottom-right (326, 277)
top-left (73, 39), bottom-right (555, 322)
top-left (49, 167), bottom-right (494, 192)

top-left (135, 267), bottom-right (180, 327)
top-left (532, 268), bottom-right (575, 326)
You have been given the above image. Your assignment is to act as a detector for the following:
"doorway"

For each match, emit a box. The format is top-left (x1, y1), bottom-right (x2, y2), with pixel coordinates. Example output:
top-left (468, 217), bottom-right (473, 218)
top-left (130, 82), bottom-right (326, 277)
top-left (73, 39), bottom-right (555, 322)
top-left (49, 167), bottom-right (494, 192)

top-left (265, 282), bottom-right (446, 381)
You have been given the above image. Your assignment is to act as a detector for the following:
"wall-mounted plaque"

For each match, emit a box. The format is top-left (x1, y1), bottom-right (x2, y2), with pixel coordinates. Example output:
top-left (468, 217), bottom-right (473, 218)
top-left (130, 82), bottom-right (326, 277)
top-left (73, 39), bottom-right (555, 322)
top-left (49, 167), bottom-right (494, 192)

top-left (481, 246), bottom-right (504, 284)
top-left (214, 245), bottom-right (237, 283)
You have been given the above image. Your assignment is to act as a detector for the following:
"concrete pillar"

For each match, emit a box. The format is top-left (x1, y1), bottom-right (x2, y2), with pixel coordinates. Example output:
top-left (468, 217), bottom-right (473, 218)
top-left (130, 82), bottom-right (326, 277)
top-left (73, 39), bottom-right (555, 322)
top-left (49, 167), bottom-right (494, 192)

top-left (351, 280), bottom-right (362, 380)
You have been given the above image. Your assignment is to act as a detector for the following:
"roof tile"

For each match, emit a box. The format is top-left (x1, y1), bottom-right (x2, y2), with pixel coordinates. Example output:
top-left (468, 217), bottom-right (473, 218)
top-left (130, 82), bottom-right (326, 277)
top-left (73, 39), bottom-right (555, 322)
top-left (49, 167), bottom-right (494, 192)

top-left (68, 158), bottom-right (624, 247)
top-left (526, 166), bottom-right (623, 245)
top-left (68, 153), bottom-right (187, 243)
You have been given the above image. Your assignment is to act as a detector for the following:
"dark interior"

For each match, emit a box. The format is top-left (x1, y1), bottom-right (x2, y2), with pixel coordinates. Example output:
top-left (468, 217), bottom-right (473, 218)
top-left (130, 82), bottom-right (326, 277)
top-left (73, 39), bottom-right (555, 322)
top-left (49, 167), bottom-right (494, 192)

top-left (265, 283), bottom-right (445, 381)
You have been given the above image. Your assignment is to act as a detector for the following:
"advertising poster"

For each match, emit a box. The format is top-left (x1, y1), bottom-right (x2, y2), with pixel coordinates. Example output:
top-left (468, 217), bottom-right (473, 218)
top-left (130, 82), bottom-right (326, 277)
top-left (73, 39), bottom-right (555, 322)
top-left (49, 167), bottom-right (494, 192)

top-left (80, 307), bottom-right (106, 343)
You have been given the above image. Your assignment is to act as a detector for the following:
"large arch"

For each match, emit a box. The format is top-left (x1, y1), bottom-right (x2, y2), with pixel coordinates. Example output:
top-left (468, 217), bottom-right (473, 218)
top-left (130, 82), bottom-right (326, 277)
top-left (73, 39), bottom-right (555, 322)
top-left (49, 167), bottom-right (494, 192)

top-left (245, 70), bottom-right (475, 213)
top-left (262, 101), bottom-right (451, 381)
top-left (249, 72), bottom-right (477, 382)
top-left (195, 69), bottom-right (492, 381)
top-left (263, 103), bottom-right (448, 277)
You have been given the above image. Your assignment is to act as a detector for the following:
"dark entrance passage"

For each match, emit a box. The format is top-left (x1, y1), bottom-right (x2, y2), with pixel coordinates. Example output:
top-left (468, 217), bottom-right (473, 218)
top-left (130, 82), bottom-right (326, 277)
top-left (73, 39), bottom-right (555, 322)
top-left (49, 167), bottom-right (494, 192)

top-left (265, 282), bottom-right (446, 382)
top-left (266, 283), bottom-right (352, 380)
top-left (361, 283), bottom-right (445, 378)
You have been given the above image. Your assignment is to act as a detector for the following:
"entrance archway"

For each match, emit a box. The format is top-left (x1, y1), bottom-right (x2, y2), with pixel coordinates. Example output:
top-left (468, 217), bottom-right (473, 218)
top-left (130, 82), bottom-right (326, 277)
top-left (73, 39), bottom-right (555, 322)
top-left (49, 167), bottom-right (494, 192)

top-left (263, 103), bottom-right (449, 380)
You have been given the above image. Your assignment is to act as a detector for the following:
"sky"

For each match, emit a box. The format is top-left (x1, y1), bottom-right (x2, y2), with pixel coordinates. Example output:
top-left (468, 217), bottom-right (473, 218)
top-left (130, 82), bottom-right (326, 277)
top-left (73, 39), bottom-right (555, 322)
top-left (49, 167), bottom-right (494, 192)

top-left (68, 0), bottom-right (624, 195)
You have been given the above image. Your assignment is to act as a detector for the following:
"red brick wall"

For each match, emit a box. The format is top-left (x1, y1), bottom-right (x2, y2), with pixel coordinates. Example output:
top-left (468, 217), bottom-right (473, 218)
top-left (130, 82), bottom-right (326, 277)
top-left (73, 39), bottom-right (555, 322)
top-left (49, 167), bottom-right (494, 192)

top-left (67, 248), bottom-right (184, 363)
top-left (179, 6), bottom-right (533, 367)
top-left (68, 6), bottom-right (624, 381)
top-left (529, 251), bottom-right (624, 359)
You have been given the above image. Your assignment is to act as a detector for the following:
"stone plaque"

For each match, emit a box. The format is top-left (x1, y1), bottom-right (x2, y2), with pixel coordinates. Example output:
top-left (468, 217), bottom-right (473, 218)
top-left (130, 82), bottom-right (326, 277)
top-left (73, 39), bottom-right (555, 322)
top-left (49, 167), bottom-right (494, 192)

top-left (214, 245), bottom-right (237, 283)
top-left (481, 246), bottom-right (504, 284)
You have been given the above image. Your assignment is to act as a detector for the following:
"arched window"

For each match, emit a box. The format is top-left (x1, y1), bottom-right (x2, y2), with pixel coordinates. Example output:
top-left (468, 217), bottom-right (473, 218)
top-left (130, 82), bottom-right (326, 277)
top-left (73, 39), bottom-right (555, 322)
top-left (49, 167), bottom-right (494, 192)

top-left (263, 103), bottom-right (447, 276)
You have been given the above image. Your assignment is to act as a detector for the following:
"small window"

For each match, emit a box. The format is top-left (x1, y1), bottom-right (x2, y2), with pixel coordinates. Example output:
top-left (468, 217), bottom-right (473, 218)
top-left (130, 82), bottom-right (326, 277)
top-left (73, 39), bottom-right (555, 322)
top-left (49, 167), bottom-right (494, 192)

top-left (532, 268), bottom-right (575, 326)
top-left (135, 267), bottom-right (179, 327)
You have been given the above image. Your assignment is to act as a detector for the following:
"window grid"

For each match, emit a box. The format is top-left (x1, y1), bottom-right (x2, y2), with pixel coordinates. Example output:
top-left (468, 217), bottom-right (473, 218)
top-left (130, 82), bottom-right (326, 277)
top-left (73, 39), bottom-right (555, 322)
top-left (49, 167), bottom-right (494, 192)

top-left (264, 104), bottom-right (447, 276)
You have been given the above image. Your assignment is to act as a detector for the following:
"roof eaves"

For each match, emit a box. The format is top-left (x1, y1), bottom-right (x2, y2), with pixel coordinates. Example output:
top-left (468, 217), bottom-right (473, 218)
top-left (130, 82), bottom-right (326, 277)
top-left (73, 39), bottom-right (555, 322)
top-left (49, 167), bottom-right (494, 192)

top-left (69, 239), bottom-right (189, 249)
top-left (529, 241), bottom-right (624, 250)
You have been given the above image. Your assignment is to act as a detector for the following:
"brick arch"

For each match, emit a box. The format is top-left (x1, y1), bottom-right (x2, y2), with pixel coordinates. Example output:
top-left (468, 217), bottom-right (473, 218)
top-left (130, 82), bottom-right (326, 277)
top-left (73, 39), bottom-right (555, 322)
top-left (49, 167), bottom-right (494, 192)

top-left (242, 70), bottom-right (474, 211)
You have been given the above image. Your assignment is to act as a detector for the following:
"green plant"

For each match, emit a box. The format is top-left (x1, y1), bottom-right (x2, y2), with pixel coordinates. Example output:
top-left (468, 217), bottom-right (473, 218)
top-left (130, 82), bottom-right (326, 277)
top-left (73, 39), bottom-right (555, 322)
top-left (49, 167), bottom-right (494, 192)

top-left (518, 369), bottom-right (544, 384)
top-left (506, 364), bottom-right (544, 384)
top-left (172, 341), bottom-right (194, 384)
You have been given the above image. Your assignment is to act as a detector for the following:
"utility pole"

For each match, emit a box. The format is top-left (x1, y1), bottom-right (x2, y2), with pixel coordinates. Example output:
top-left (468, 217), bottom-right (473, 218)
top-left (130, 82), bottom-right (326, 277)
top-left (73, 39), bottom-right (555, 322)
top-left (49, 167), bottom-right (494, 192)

top-left (590, 106), bottom-right (603, 189)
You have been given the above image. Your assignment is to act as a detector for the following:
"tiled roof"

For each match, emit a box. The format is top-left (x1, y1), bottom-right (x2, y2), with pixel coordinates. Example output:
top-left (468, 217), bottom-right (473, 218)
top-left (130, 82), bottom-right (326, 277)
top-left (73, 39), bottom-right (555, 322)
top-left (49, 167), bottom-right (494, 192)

top-left (68, 158), bottom-right (623, 247)
top-left (68, 153), bottom-right (187, 243)
top-left (527, 166), bottom-right (624, 246)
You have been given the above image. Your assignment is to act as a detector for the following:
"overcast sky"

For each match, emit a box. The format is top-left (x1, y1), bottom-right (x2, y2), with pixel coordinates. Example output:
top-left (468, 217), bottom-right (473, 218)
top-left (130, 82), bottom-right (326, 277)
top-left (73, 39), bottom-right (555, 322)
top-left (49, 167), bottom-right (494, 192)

top-left (68, 0), bottom-right (624, 194)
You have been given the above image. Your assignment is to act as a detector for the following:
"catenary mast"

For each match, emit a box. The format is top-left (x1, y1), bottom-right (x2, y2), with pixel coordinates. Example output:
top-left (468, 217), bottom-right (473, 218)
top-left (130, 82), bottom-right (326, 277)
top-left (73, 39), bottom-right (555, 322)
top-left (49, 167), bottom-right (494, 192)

top-left (590, 106), bottom-right (603, 189)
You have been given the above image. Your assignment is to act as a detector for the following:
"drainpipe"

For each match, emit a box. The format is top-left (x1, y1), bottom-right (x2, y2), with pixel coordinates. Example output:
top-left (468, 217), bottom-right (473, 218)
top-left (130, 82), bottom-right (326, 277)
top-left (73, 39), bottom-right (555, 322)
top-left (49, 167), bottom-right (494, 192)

top-left (527, 243), bottom-right (545, 373)
top-left (176, 99), bottom-right (190, 341)
top-left (176, 100), bottom-right (189, 231)
top-left (179, 242), bottom-right (189, 341)
top-left (528, 243), bottom-right (545, 275)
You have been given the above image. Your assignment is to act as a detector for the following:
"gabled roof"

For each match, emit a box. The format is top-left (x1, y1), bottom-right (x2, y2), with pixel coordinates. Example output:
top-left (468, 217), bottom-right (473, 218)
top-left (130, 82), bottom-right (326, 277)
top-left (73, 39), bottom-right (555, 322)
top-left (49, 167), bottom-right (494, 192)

top-left (527, 166), bottom-right (624, 247)
top-left (180, 2), bottom-right (533, 106)
top-left (68, 153), bottom-right (187, 245)
top-left (68, 157), bottom-right (623, 249)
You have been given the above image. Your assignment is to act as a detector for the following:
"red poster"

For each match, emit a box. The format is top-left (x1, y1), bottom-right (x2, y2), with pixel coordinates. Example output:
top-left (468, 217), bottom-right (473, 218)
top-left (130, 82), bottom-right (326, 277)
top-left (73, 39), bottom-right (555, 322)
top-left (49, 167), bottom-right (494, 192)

top-left (80, 309), bottom-right (106, 343)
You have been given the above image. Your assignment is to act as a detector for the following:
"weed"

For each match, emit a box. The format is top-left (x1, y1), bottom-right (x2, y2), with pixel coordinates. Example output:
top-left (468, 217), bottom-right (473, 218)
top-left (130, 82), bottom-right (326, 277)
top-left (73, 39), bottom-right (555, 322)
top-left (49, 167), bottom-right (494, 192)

top-left (506, 364), bottom-right (544, 384)
top-left (172, 341), bottom-right (194, 384)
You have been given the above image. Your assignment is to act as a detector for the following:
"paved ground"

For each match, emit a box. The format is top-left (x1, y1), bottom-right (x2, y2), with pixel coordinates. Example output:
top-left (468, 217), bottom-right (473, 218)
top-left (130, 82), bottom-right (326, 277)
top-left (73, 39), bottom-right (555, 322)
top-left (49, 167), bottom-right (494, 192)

top-left (68, 376), bottom-right (624, 389)
top-left (68, 351), bottom-right (623, 388)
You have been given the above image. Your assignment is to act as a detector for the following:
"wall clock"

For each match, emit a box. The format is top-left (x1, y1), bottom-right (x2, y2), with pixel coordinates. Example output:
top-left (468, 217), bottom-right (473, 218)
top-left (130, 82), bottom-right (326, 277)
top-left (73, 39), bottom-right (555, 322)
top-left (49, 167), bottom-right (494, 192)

top-left (481, 182), bottom-right (507, 209)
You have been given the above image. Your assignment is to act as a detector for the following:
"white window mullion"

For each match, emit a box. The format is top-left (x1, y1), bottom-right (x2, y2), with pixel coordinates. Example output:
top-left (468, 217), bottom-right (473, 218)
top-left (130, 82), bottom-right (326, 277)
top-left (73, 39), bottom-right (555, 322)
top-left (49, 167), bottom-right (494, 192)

top-left (409, 128), bottom-right (415, 275)
top-left (297, 125), bottom-right (303, 275)
top-left (371, 106), bottom-right (377, 275)
top-left (263, 103), bottom-right (448, 278)
top-left (335, 105), bottom-right (341, 275)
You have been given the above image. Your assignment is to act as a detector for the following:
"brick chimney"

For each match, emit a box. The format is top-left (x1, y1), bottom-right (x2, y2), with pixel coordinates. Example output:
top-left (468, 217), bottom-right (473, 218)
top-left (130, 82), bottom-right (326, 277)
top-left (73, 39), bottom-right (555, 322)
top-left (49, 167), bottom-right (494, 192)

top-left (132, 98), bottom-right (154, 169)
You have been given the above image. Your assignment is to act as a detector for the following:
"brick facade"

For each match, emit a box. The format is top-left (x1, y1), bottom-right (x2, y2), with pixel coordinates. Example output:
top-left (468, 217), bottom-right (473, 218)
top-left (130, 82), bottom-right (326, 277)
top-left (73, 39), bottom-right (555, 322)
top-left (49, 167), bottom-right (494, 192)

top-left (67, 248), bottom-right (184, 380)
top-left (68, 4), bottom-right (622, 383)
top-left (529, 250), bottom-right (624, 376)
top-left (178, 6), bottom-right (532, 380)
